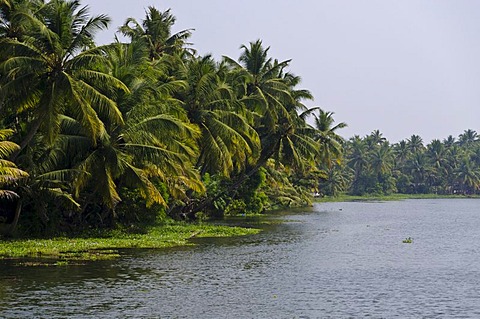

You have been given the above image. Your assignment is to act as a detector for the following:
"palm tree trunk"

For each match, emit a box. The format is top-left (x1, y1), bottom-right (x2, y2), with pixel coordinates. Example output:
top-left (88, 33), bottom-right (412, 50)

top-left (10, 117), bottom-right (43, 161)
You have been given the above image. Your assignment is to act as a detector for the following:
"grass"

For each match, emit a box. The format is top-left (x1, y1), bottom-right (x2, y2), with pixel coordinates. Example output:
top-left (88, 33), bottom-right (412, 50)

top-left (0, 222), bottom-right (260, 263)
top-left (315, 193), bottom-right (480, 203)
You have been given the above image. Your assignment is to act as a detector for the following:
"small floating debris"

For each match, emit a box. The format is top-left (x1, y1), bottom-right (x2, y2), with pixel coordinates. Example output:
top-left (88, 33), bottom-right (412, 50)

top-left (402, 237), bottom-right (413, 244)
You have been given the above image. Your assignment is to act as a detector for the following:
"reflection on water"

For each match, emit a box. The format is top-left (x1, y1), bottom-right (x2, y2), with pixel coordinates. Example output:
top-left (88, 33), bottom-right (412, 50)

top-left (2, 199), bottom-right (480, 318)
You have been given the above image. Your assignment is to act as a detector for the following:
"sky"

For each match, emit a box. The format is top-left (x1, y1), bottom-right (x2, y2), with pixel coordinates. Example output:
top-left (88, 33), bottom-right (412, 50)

top-left (82, 0), bottom-right (480, 144)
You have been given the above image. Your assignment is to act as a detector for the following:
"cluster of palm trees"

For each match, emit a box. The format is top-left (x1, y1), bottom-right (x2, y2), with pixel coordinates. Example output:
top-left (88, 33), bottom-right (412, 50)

top-left (0, 0), bottom-right (338, 234)
top-left (321, 129), bottom-right (480, 196)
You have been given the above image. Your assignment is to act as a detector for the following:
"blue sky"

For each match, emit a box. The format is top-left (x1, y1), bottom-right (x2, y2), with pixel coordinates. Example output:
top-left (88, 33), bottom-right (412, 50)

top-left (83, 0), bottom-right (480, 144)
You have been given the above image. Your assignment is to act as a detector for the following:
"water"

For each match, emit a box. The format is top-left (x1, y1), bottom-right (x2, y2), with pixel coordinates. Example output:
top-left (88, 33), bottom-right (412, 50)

top-left (1, 199), bottom-right (480, 318)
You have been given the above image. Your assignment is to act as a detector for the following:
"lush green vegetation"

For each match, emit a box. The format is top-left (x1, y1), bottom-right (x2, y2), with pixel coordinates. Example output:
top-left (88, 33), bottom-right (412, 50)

top-left (1, 0), bottom-right (478, 241)
top-left (0, 0), bottom-right (336, 237)
top-left (319, 130), bottom-right (480, 198)
top-left (0, 222), bottom-right (260, 262)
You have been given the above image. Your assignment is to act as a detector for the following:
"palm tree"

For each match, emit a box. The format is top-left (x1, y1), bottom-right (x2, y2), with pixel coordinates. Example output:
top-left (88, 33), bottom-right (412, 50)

top-left (182, 41), bottom-right (321, 217)
top-left (426, 139), bottom-right (448, 174)
top-left (226, 40), bottom-right (322, 170)
top-left (407, 134), bottom-right (424, 154)
top-left (455, 156), bottom-right (480, 194)
top-left (68, 41), bottom-right (204, 221)
top-left (347, 136), bottom-right (368, 179)
top-left (406, 152), bottom-right (428, 193)
top-left (319, 164), bottom-right (349, 197)
top-left (224, 39), bottom-right (294, 139)
top-left (393, 140), bottom-right (409, 169)
top-left (119, 6), bottom-right (194, 60)
top-left (366, 129), bottom-right (386, 149)
top-left (313, 109), bottom-right (347, 168)
top-left (457, 129), bottom-right (478, 148)
top-left (268, 71), bottom-right (320, 171)
top-left (370, 142), bottom-right (393, 175)
top-left (0, 0), bottom-right (127, 159)
top-left (443, 135), bottom-right (456, 148)
top-left (181, 55), bottom-right (260, 176)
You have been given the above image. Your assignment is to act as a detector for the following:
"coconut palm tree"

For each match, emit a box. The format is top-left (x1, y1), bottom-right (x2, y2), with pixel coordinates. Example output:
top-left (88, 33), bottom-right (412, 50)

top-left (313, 109), bottom-right (347, 168)
top-left (119, 6), bottom-right (194, 60)
top-left (406, 152), bottom-right (428, 193)
top-left (319, 164), bottom-right (349, 197)
top-left (347, 136), bottom-right (368, 179)
top-left (370, 142), bottom-right (393, 175)
top-left (180, 55), bottom-right (260, 177)
top-left (443, 135), bottom-right (456, 148)
top-left (426, 139), bottom-right (448, 174)
top-left (393, 140), bottom-right (409, 169)
top-left (225, 40), bottom-right (321, 170)
top-left (457, 129), bottom-right (478, 148)
top-left (455, 156), bottom-right (480, 194)
top-left (407, 134), bottom-right (424, 154)
top-left (366, 129), bottom-right (386, 149)
top-left (0, 0), bottom-right (127, 159)
top-left (224, 40), bottom-right (294, 138)
top-left (67, 41), bottom-right (204, 222)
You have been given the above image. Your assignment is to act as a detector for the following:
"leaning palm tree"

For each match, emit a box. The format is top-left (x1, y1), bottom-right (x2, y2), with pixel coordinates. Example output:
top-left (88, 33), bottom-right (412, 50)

top-left (182, 41), bottom-right (321, 217)
top-left (0, 0), bottom-right (127, 159)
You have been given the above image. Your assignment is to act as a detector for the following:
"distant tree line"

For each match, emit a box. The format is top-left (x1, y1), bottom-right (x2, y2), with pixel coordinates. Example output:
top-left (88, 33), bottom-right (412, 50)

top-left (319, 129), bottom-right (480, 197)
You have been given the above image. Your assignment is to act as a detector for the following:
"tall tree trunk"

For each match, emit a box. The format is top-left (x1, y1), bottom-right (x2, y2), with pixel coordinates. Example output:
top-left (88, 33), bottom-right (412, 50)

top-left (10, 117), bottom-right (43, 161)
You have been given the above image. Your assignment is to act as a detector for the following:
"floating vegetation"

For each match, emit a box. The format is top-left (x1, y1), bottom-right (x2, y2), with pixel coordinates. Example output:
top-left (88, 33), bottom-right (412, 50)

top-left (402, 237), bottom-right (413, 244)
top-left (0, 223), bottom-right (260, 263)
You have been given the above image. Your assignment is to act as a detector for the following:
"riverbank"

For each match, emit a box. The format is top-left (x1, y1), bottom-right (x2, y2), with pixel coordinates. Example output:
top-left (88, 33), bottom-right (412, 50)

top-left (316, 193), bottom-right (479, 202)
top-left (0, 222), bottom-right (260, 264)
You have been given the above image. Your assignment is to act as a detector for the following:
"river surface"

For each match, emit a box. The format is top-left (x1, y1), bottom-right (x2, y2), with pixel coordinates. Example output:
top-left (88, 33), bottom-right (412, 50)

top-left (1, 199), bottom-right (480, 318)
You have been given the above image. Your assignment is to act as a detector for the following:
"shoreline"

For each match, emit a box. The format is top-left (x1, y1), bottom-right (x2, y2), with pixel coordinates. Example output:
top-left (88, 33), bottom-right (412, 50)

top-left (315, 193), bottom-right (480, 203)
top-left (0, 222), bottom-right (260, 265)
top-left (3, 195), bottom-right (478, 265)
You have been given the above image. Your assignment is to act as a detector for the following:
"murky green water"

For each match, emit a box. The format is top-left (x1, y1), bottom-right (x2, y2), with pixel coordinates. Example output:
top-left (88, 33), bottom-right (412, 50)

top-left (2, 199), bottom-right (480, 318)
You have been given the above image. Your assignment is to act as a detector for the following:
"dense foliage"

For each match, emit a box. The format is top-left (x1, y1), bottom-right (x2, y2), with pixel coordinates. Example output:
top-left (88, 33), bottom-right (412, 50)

top-left (2, 1), bottom-right (476, 237)
top-left (320, 130), bottom-right (480, 197)
top-left (0, 0), bottom-right (339, 235)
